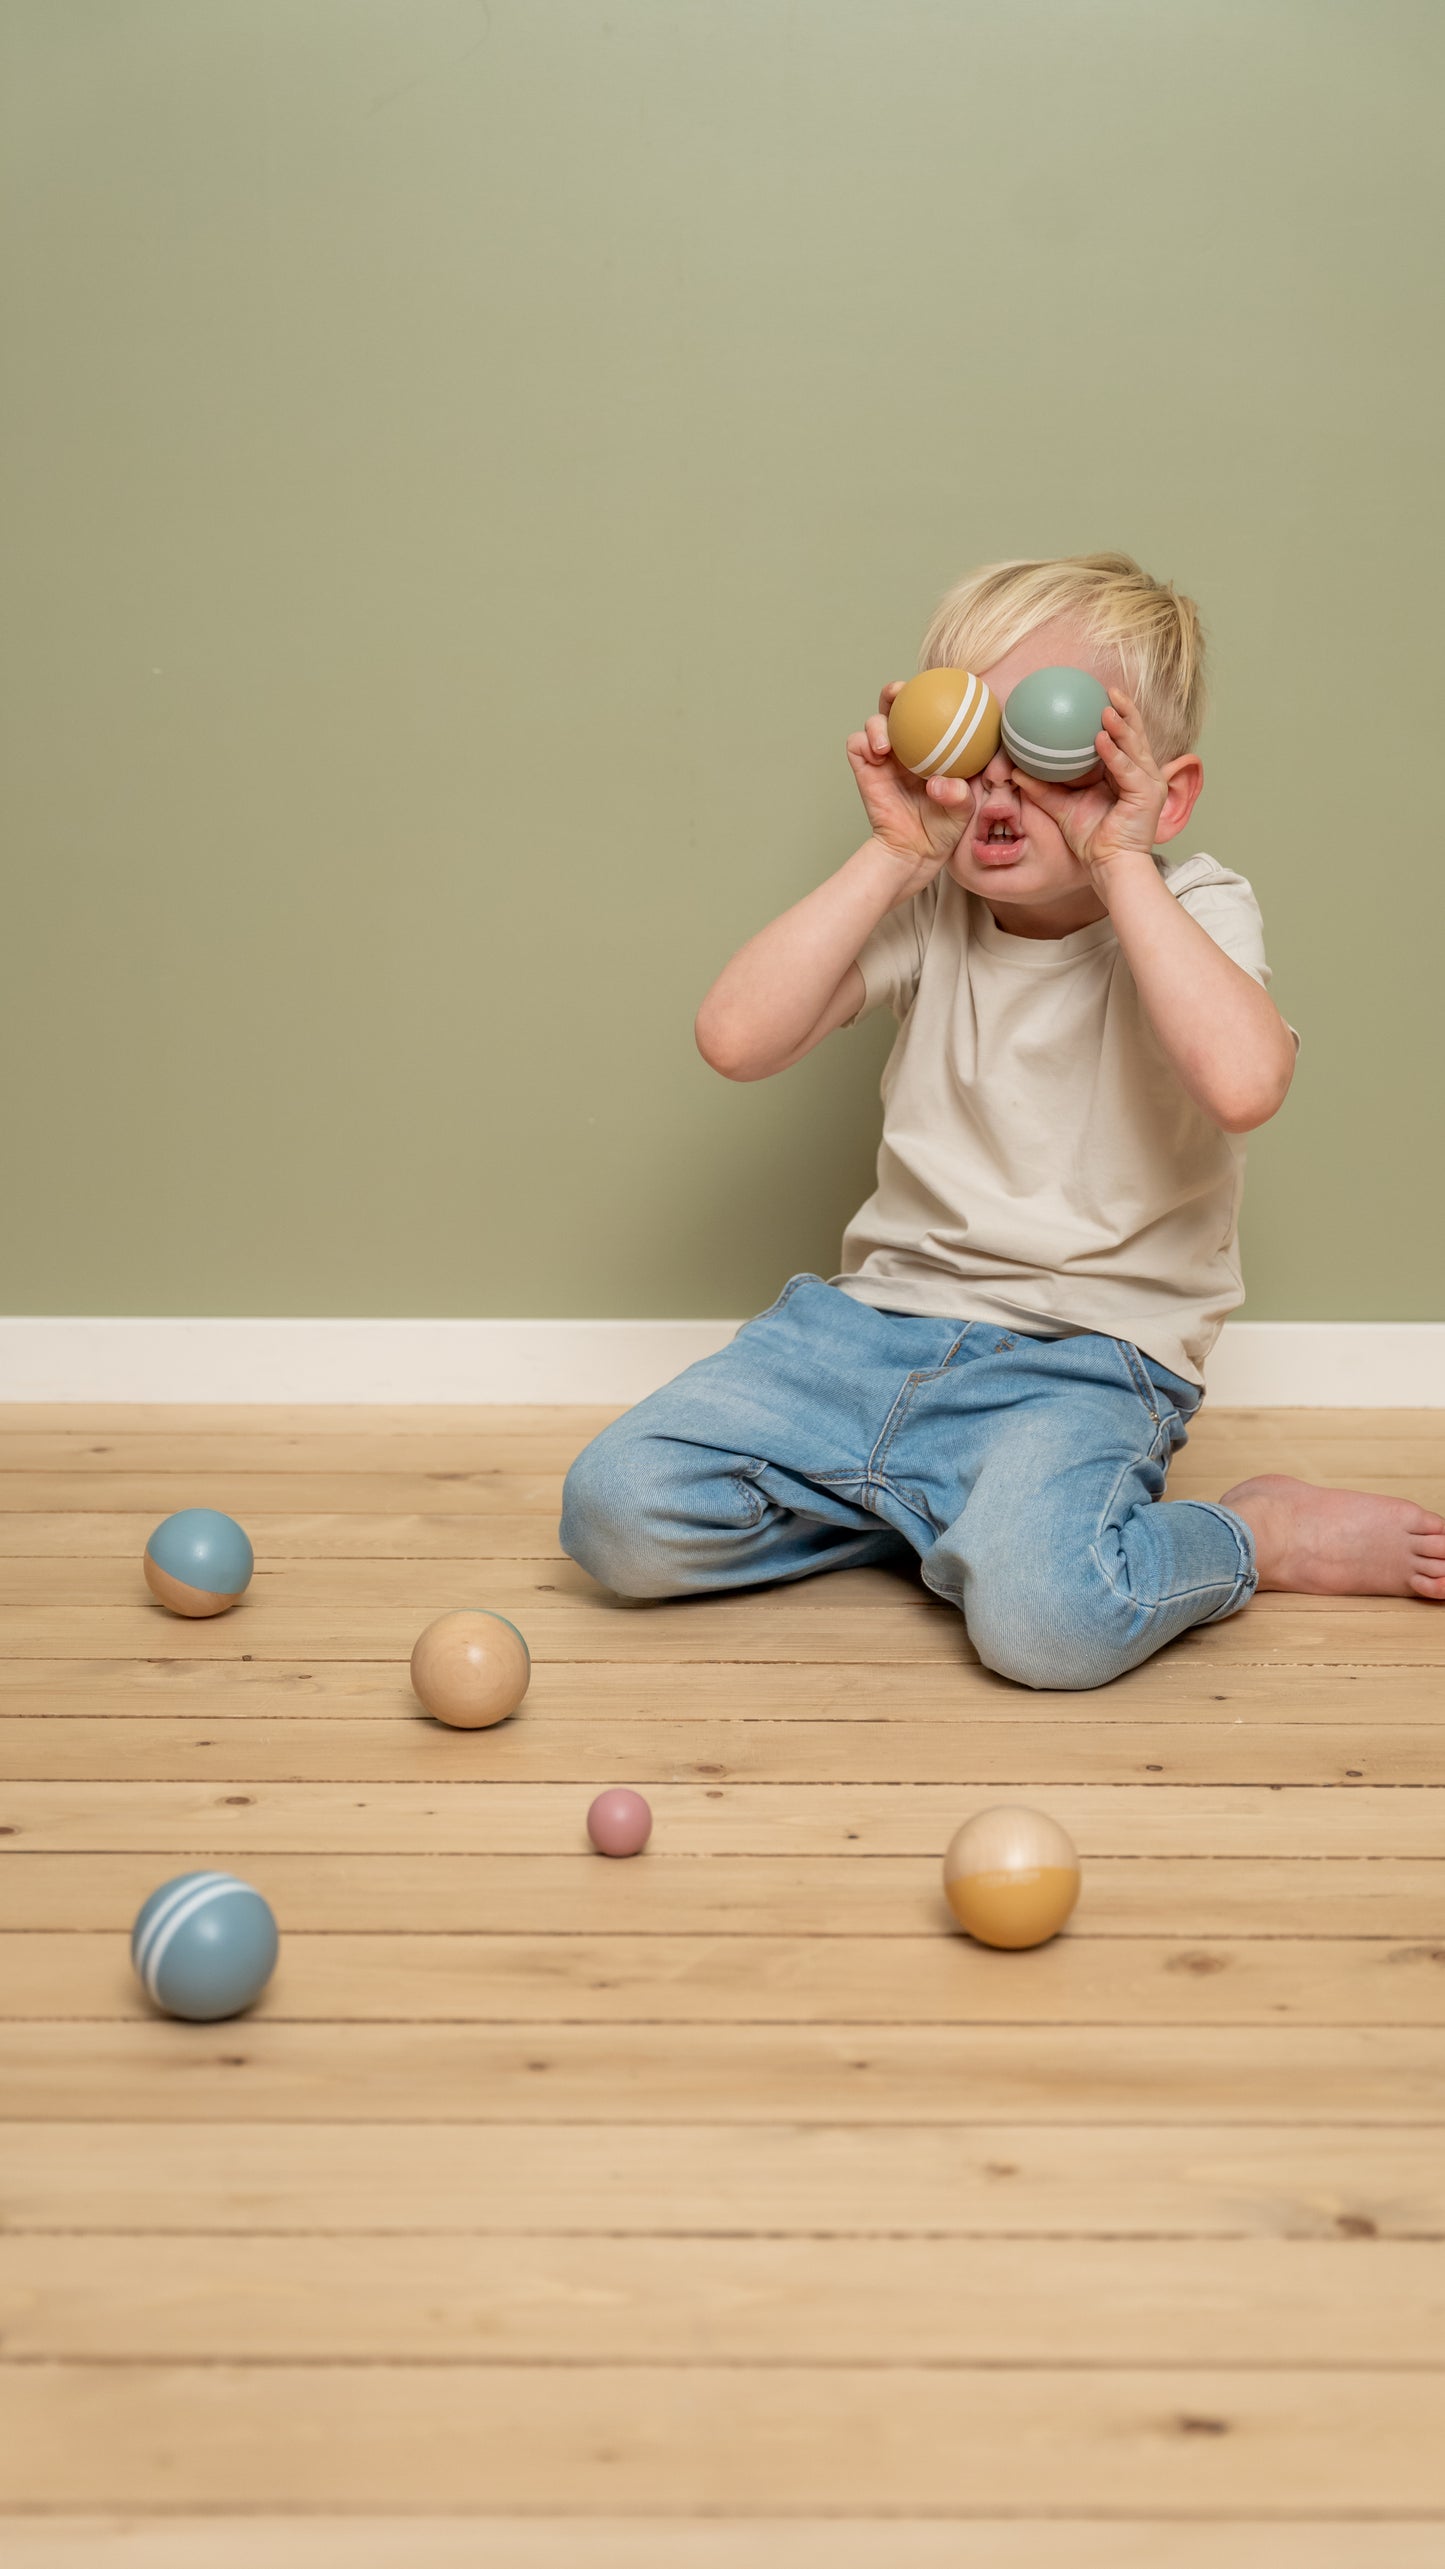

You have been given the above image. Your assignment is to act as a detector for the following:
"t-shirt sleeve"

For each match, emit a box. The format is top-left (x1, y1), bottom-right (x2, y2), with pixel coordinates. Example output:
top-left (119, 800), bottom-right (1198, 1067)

top-left (843, 879), bottom-right (940, 1025)
top-left (1167, 855), bottom-right (1301, 1052)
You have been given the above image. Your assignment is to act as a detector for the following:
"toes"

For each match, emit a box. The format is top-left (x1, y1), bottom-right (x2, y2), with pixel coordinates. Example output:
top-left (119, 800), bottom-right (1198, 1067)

top-left (1407, 1569), bottom-right (1445, 1601)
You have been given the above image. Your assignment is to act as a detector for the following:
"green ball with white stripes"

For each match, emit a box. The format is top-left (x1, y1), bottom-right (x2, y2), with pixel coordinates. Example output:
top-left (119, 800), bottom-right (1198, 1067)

top-left (1001, 666), bottom-right (1113, 784)
top-left (131, 1871), bottom-right (279, 2021)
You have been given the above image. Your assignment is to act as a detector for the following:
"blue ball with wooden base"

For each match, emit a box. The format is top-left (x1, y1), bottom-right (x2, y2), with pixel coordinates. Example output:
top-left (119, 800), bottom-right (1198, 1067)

top-left (131, 1871), bottom-right (279, 2021)
top-left (143, 1507), bottom-right (254, 1617)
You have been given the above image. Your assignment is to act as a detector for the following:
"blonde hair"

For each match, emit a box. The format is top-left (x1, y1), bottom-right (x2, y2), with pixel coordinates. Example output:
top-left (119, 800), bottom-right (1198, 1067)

top-left (919, 551), bottom-right (1208, 763)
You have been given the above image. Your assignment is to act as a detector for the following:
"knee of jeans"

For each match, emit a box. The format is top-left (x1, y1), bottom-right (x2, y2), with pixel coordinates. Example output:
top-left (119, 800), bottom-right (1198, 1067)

top-left (960, 1554), bottom-right (1138, 1694)
top-left (559, 1432), bottom-right (690, 1599)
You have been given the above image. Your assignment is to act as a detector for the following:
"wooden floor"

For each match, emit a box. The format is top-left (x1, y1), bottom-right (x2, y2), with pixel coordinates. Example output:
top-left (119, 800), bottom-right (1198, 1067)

top-left (2, 1403), bottom-right (1445, 2565)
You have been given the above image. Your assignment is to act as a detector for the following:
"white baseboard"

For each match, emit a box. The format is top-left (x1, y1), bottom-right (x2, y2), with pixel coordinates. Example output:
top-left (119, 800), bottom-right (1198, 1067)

top-left (1204, 1324), bottom-right (1443, 1406)
top-left (0, 1317), bottom-right (740, 1405)
top-left (0, 1316), bottom-right (1441, 1405)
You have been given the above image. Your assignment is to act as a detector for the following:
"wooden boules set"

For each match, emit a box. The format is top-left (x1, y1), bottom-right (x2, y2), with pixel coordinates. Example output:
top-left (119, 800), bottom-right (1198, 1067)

top-left (889, 662), bottom-right (1112, 789)
top-left (129, 1499), bottom-right (1085, 2042)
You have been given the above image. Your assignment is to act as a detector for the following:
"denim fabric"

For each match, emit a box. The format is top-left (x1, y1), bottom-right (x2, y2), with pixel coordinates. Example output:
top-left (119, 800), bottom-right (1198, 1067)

top-left (559, 1272), bottom-right (1258, 1691)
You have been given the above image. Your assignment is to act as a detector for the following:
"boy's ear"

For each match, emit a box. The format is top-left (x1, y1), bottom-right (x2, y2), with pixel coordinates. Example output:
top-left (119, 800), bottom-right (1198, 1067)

top-left (1156, 753), bottom-right (1204, 844)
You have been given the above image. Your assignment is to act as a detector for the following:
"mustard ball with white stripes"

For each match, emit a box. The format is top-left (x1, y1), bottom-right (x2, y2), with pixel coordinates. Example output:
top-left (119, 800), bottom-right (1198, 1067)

top-left (887, 667), bottom-right (1002, 782)
top-left (130, 1870), bottom-right (279, 2021)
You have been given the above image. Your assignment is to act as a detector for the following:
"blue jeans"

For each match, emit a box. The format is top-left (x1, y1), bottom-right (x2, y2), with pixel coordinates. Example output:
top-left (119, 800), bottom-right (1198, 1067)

top-left (559, 1273), bottom-right (1258, 1692)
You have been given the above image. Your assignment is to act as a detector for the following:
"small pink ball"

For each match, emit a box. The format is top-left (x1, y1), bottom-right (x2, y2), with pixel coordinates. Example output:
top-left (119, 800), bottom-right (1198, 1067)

top-left (586, 1788), bottom-right (653, 1858)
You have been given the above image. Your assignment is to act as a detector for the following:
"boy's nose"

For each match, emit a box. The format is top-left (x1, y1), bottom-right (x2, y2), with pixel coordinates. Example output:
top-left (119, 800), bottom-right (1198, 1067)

top-left (977, 743), bottom-right (1017, 787)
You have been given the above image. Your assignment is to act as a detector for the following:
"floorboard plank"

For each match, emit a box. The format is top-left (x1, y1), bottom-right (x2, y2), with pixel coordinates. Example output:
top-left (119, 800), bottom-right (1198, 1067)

top-left (10, 1929), bottom-right (1445, 2027)
top-left (0, 1433), bottom-right (599, 1473)
top-left (0, 1474), bottom-right (568, 1515)
top-left (3, 2363), bottom-right (1443, 2511)
top-left (5, 1599), bottom-right (1440, 1665)
top-left (4, 2120), bottom-right (1436, 2237)
top-left (0, 1512), bottom-right (566, 1559)
top-left (4, 2521), bottom-right (1442, 2569)
top-left (3, 1850), bottom-right (1441, 1936)
top-left (8, 1657), bottom-right (1443, 1720)
top-left (0, 1407), bottom-right (621, 1435)
top-left (4, 1779), bottom-right (1439, 1854)
top-left (2, 2020), bottom-right (1439, 2122)
top-left (1, 1710), bottom-right (1438, 1787)
top-left (6, 2232), bottom-right (1443, 2364)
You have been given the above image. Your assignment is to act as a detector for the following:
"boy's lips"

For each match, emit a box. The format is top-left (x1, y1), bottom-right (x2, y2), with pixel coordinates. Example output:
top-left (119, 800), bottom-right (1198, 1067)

top-left (971, 830), bottom-right (1027, 868)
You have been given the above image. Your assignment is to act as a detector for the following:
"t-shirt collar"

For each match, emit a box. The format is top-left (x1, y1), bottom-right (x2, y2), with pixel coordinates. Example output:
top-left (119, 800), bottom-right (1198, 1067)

top-left (966, 887), bottom-right (1121, 966)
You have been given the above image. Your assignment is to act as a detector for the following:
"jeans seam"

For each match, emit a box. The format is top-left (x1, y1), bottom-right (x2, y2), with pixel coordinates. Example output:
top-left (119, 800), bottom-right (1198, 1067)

top-left (729, 1465), bottom-right (774, 1528)
top-left (864, 1329), bottom-right (976, 1488)
top-left (865, 1473), bottom-right (941, 1541)
top-left (752, 1271), bottom-right (819, 1324)
top-left (1088, 1458), bottom-right (1255, 1615)
top-left (1192, 1501), bottom-right (1259, 1613)
top-left (1090, 1450), bottom-right (1174, 1611)
top-left (1110, 1335), bottom-right (1164, 1426)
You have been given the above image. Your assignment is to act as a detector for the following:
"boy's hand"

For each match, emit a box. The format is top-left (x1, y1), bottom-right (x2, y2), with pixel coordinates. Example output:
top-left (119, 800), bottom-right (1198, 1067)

top-left (1010, 689), bottom-right (1169, 883)
top-left (846, 681), bottom-right (976, 898)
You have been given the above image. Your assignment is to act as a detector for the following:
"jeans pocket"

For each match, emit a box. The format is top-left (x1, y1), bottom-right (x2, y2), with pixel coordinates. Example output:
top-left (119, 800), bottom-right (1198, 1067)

top-left (1147, 1360), bottom-right (1203, 1425)
top-left (1110, 1340), bottom-right (1197, 1460)
top-left (1136, 1352), bottom-right (1204, 1458)
top-left (1112, 1337), bottom-right (1165, 1425)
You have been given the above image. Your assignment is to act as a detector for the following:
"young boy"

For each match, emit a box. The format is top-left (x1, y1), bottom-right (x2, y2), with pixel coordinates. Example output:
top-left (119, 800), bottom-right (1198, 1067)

top-left (560, 552), bottom-right (1445, 1689)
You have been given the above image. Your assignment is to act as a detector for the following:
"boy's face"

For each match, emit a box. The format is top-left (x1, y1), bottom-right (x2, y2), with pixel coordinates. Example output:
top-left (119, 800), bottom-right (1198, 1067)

top-left (945, 611), bottom-right (1131, 920)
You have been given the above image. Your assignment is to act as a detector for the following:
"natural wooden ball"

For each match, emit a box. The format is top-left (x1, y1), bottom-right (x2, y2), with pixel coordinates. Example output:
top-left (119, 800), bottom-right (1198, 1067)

top-left (410, 1609), bottom-right (530, 1730)
top-left (887, 668), bottom-right (1002, 781)
top-left (943, 1805), bottom-right (1081, 1950)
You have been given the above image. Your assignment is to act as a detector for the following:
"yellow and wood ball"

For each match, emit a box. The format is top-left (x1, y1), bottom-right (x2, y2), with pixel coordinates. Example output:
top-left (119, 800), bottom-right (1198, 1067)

top-left (943, 1805), bottom-right (1081, 1950)
top-left (409, 1609), bottom-right (531, 1730)
top-left (887, 667), bottom-right (1002, 781)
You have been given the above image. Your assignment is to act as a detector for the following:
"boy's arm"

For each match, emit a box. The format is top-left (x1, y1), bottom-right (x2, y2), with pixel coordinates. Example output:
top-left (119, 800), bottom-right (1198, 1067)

top-left (1094, 858), bottom-right (1296, 1133)
top-left (1013, 689), bottom-right (1296, 1134)
top-left (695, 840), bottom-right (901, 1082)
top-left (695, 687), bottom-right (975, 1083)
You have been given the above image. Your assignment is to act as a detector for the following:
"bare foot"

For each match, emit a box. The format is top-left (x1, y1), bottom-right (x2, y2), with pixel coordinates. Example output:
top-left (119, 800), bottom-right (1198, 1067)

top-left (1220, 1473), bottom-right (1445, 1601)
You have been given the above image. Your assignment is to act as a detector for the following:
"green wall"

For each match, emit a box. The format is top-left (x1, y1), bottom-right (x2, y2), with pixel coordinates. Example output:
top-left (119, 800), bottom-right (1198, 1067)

top-left (2, 0), bottom-right (1440, 1319)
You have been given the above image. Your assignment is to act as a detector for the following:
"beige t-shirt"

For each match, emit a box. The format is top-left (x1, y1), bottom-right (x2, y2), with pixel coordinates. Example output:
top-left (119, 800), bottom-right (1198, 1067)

top-left (832, 852), bottom-right (1298, 1390)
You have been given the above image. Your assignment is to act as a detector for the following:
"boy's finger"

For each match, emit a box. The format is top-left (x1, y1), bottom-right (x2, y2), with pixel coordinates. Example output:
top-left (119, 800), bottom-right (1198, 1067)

top-left (1011, 766), bottom-right (1064, 808)
top-left (878, 679), bottom-right (906, 714)
top-left (1105, 701), bottom-right (1151, 755)
top-left (866, 716), bottom-right (892, 757)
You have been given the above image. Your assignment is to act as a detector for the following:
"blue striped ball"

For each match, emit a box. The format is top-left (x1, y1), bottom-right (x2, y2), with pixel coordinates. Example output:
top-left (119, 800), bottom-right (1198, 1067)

top-left (131, 1871), bottom-right (279, 2021)
top-left (1001, 666), bottom-right (1112, 784)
